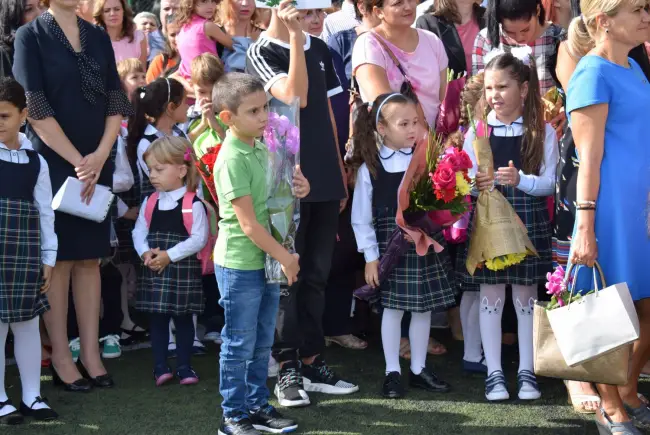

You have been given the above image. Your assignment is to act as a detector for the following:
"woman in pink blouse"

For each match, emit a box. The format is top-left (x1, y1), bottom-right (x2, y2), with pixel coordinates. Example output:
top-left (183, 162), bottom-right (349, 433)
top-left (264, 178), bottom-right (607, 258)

top-left (351, 0), bottom-right (449, 357)
top-left (94, 0), bottom-right (147, 65)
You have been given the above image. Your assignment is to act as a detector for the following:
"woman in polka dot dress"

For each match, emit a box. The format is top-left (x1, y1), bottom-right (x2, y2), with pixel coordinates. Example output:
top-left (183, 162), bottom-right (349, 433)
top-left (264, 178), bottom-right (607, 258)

top-left (12, 0), bottom-right (133, 391)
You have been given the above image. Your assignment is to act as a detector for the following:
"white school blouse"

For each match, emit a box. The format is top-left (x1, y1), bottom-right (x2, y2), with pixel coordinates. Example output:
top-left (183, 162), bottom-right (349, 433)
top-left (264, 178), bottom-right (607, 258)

top-left (351, 145), bottom-right (413, 263)
top-left (0, 134), bottom-right (57, 266)
top-left (132, 185), bottom-right (208, 262)
top-left (462, 111), bottom-right (559, 197)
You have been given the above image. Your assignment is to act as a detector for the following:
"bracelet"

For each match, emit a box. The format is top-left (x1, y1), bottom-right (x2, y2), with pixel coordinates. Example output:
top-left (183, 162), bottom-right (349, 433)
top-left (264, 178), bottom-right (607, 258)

top-left (576, 205), bottom-right (596, 211)
top-left (576, 200), bottom-right (597, 207)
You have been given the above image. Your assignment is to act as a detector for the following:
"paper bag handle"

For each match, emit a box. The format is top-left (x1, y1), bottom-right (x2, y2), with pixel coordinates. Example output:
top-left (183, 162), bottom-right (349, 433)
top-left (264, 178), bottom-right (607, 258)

top-left (564, 261), bottom-right (606, 309)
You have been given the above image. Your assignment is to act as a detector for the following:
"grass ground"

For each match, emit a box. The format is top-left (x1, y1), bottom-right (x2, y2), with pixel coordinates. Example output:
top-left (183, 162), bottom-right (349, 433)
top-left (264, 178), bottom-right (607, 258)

top-left (4, 332), bottom-right (625, 435)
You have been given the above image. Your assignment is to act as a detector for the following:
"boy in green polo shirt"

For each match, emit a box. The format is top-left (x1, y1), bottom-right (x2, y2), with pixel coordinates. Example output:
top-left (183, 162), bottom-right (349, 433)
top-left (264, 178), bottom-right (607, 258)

top-left (212, 73), bottom-right (309, 435)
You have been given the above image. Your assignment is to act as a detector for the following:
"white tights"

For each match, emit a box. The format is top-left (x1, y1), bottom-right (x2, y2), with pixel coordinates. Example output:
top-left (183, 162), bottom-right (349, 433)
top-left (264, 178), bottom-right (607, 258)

top-left (460, 292), bottom-right (482, 362)
top-left (0, 317), bottom-right (49, 414)
top-left (382, 309), bottom-right (431, 375)
top-left (479, 284), bottom-right (536, 376)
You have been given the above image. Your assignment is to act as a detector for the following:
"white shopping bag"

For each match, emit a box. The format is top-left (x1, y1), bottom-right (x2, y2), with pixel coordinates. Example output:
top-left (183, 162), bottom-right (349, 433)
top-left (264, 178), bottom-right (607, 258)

top-left (546, 263), bottom-right (640, 367)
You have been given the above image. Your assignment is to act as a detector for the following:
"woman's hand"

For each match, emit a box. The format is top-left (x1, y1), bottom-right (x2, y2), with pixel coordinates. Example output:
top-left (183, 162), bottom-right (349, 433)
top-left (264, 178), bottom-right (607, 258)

top-left (496, 161), bottom-right (521, 187)
top-left (293, 165), bottom-right (310, 199)
top-left (364, 260), bottom-right (379, 288)
top-left (80, 181), bottom-right (96, 205)
top-left (475, 171), bottom-right (495, 191)
top-left (76, 150), bottom-right (107, 182)
top-left (569, 225), bottom-right (598, 267)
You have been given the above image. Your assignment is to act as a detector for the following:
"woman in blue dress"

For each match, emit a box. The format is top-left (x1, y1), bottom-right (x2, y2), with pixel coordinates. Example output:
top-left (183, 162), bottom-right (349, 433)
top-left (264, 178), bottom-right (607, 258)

top-left (565, 0), bottom-right (650, 432)
top-left (13, 0), bottom-right (132, 392)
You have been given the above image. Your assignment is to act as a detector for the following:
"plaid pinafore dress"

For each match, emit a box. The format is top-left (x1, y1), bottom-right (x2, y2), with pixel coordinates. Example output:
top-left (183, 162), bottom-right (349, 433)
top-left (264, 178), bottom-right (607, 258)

top-left (457, 131), bottom-right (553, 287)
top-left (0, 151), bottom-right (50, 323)
top-left (373, 161), bottom-right (456, 313)
top-left (136, 196), bottom-right (203, 315)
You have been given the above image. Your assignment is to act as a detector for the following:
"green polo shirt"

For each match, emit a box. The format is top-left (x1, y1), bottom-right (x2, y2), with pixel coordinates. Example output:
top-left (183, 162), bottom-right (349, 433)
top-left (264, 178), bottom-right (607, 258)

top-left (214, 132), bottom-right (269, 270)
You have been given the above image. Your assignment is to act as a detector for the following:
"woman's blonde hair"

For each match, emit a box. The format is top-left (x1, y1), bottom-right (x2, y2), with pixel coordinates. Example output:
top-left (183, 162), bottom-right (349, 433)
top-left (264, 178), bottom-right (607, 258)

top-left (93, 0), bottom-right (136, 42)
top-left (567, 0), bottom-right (645, 59)
top-left (143, 136), bottom-right (199, 192)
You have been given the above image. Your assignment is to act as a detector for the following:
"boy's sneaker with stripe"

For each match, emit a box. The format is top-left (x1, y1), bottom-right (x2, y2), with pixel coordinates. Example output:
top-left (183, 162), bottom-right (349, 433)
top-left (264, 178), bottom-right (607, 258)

top-left (249, 404), bottom-right (297, 433)
top-left (218, 414), bottom-right (260, 435)
top-left (302, 356), bottom-right (359, 395)
top-left (274, 361), bottom-right (310, 407)
top-left (68, 338), bottom-right (80, 363)
top-left (100, 335), bottom-right (122, 359)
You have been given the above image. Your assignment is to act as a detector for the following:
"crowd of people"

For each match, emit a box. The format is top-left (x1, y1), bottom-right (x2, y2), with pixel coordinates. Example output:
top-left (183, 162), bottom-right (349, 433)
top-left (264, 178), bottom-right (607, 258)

top-left (0, 0), bottom-right (648, 434)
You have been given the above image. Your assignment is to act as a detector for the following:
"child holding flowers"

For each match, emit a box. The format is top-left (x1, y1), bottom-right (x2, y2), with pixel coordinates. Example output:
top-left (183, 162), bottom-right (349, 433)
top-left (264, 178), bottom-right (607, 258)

top-left (349, 92), bottom-right (456, 399)
top-left (458, 50), bottom-right (557, 402)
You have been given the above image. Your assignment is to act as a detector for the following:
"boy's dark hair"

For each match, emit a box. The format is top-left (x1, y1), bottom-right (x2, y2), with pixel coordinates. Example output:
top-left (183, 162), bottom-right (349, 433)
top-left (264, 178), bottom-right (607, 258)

top-left (127, 77), bottom-right (185, 163)
top-left (0, 77), bottom-right (26, 111)
top-left (212, 73), bottom-right (264, 114)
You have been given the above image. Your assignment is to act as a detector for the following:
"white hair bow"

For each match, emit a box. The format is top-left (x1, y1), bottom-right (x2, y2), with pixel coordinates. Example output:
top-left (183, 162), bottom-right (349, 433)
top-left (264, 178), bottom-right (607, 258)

top-left (483, 45), bottom-right (533, 66)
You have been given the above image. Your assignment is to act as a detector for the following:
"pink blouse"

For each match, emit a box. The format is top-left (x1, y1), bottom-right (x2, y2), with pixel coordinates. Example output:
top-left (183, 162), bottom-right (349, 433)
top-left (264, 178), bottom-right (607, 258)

top-left (351, 29), bottom-right (449, 126)
top-left (111, 29), bottom-right (145, 63)
top-left (177, 15), bottom-right (219, 79)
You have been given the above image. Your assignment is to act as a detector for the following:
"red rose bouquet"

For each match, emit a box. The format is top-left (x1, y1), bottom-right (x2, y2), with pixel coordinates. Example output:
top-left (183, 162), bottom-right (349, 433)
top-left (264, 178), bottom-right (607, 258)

top-left (193, 145), bottom-right (221, 206)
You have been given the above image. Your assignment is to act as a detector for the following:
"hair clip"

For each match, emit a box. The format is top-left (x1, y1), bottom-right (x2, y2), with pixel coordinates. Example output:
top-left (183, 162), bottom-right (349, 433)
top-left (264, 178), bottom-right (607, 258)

top-left (139, 87), bottom-right (146, 99)
top-left (510, 46), bottom-right (533, 65)
top-left (184, 148), bottom-right (192, 162)
top-left (483, 48), bottom-right (505, 66)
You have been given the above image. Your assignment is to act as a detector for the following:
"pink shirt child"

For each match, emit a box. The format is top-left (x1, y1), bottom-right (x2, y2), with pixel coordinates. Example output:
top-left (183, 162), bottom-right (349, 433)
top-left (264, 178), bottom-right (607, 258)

top-left (351, 29), bottom-right (449, 126)
top-left (176, 15), bottom-right (219, 80)
top-left (112, 29), bottom-right (146, 63)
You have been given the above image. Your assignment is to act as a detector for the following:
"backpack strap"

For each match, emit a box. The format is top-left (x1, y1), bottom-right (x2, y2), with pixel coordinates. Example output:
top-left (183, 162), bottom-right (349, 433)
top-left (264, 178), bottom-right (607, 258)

top-left (181, 191), bottom-right (196, 236)
top-left (144, 192), bottom-right (160, 228)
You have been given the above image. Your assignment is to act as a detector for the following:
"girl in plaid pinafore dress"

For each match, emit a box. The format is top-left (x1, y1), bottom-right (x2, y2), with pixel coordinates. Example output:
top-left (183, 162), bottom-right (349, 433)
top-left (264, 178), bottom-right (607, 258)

top-left (458, 52), bottom-right (556, 402)
top-left (132, 136), bottom-right (207, 386)
top-left (0, 79), bottom-right (59, 421)
top-left (350, 93), bottom-right (455, 399)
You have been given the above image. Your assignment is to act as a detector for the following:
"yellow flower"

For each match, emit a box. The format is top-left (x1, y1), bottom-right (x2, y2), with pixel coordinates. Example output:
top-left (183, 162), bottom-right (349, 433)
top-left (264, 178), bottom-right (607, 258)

top-left (455, 172), bottom-right (471, 196)
top-left (485, 253), bottom-right (527, 271)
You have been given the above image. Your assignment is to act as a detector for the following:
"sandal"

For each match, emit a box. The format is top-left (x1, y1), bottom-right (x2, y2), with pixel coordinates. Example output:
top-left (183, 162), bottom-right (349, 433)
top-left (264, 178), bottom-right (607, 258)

top-left (325, 335), bottom-right (368, 350)
top-left (427, 337), bottom-right (447, 355)
top-left (624, 402), bottom-right (650, 427)
top-left (399, 338), bottom-right (411, 360)
top-left (595, 408), bottom-right (641, 435)
top-left (564, 381), bottom-right (600, 414)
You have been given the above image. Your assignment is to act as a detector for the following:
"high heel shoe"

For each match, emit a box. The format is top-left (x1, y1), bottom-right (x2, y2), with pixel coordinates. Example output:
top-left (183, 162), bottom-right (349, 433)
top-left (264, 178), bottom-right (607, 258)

top-left (49, 365), bottom-right (92, 393)
top-left (77, 361), bottom-right (115, 388)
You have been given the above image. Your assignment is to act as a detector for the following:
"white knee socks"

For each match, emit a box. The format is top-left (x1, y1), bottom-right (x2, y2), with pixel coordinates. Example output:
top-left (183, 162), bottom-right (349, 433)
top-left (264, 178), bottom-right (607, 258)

top-left (0, 317), bottom-right (49, 414)
top-left (479, 284), bottom-right (506, 376)
top-left (460, 292), bottom-right (482, 362)
top-left (381, 309), bottom-right (404, 374)
top-left (512, 284), bottom-right (536, 374)
top-left (409, 311), bottom-right (431, 375)
top-left (0, 321), bottom-right (9, 412)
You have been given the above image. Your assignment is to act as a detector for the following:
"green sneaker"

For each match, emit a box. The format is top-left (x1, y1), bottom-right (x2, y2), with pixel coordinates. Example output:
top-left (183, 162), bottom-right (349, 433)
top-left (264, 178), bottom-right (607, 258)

top-left (69, 337), bottom-right (80, 363)
top-left (100, 335), bottom-right (122, 359)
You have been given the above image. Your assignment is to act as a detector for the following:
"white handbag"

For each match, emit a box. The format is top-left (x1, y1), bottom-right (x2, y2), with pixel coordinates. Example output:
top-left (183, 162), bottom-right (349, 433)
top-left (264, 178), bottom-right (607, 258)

top-left (547, 262), bottom-right (640, 367)
top-left (52, 177), bottom-right (114, 223)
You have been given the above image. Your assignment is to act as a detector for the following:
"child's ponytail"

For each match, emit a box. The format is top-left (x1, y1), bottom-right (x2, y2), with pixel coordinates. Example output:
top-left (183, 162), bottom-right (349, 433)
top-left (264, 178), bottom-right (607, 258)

top-left (127, 86), bottom-right (148, 164)
top-left (520, 56), bottom-right (544, 175)
top-left (183, 147), bottom-right (200, 193)
top-left (346, 101), bottom-right (379, 184)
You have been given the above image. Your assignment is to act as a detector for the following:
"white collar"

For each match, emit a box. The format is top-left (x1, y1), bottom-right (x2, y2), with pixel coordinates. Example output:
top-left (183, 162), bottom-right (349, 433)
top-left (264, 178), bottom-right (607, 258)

top-left (0, 133), bottom-right (33, 151)
top-left (159, 185), bottom-right (188, 202)
top-left (144, 123), bottom-right (182, 137)
top-left (487, 111), bottom-right (524, 127)
top-left (379, 144), bottom-right (413, 158)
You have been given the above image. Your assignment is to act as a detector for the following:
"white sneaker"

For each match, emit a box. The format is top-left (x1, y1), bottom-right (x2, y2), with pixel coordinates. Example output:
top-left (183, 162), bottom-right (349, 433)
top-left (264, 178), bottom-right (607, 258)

top-left (203, 331), bottom-right (223, 344)
top-left (517, 370), bottom-right (541, 400)
top-left (69, 337), bottom-right (80, 363)
top-left (485, 370), bottom-right (509, 401)
top-left (100, 334), bottom-right (122, 359)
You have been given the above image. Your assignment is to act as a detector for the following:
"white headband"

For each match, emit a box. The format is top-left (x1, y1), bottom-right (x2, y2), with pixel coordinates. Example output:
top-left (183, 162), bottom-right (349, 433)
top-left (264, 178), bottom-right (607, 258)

top-left (375, 93), bottom-right (403, 126)
top-left (483, 45), bottom-right (533, 67)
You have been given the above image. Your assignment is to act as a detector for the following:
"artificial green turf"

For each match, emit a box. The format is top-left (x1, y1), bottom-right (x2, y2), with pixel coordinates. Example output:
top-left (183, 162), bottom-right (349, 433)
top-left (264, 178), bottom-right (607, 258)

top-left (3, 335), bottom-right (617, 435)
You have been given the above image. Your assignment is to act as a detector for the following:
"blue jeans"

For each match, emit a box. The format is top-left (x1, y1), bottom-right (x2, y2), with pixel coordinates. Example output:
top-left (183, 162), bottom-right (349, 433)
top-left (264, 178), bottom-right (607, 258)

top-left (215, 266), bottom-right (280, 417)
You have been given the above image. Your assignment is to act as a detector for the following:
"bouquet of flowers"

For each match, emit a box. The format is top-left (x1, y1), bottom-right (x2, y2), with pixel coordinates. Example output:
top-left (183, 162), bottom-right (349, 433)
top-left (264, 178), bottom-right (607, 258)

top-left (464, 113), bottom-right (538, 274)
top-left (435, 69), bottom-right (467, 139)
top-left (542, 86), bottom-right (563, 123)
top-left (192, 145), bottom-right (221, 206)
top-left (354, 129), bottom-right (472, 300)
top-left (545, 265), bottom-right (594, 310)
top-left (263, 99), bottom-right (300, 284)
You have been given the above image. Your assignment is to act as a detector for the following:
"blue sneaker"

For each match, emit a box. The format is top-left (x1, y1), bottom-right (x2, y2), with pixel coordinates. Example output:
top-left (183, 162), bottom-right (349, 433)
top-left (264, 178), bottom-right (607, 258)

top-left (463, 358), bottom-right (487, 373)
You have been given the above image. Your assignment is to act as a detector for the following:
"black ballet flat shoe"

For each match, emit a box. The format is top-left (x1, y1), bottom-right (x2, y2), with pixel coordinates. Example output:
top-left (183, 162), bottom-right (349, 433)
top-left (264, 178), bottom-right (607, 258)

top-left (409, 367), bottom-right (451, 393)
top-left (382, 371), bottom-right (404, 399)
top-left (50, 365), bottom-right (92, 392)
top-left (0, 400), bottom-right (24, 425)
top-left (19, 397), bottom-right (58, 421)
top-left (77, 362), bottom-right (115, 388)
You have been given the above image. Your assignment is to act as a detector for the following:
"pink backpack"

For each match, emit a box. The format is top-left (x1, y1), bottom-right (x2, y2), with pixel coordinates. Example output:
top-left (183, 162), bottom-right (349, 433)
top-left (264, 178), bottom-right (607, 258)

top-left (144, 191), bottom-right (217, 276)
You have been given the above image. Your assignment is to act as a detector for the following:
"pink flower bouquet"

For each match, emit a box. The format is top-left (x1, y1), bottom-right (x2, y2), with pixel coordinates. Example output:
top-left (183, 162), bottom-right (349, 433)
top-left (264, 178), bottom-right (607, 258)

top-left (545, 265), bottom-right (594, 310)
